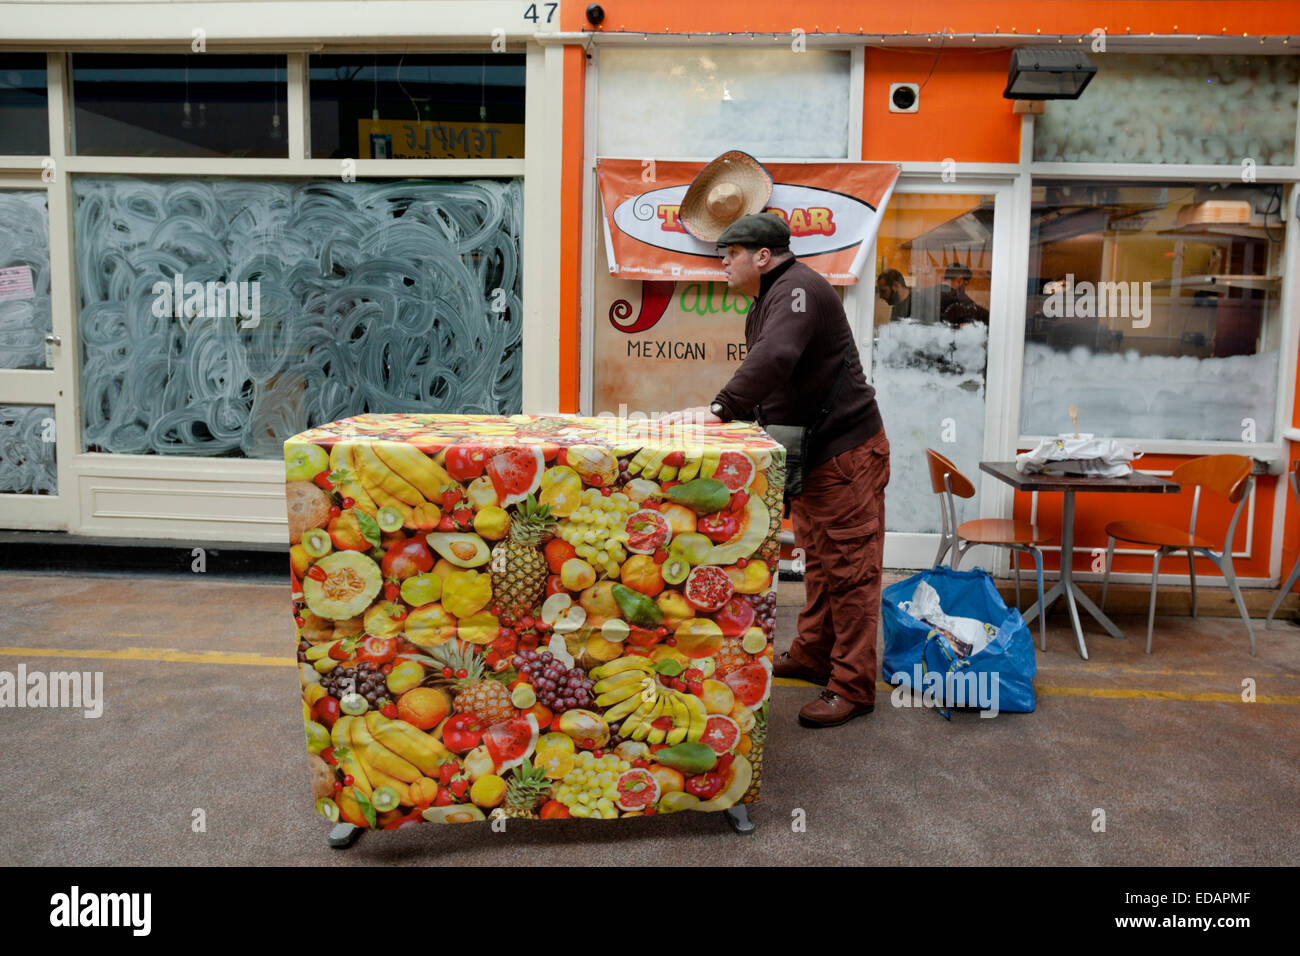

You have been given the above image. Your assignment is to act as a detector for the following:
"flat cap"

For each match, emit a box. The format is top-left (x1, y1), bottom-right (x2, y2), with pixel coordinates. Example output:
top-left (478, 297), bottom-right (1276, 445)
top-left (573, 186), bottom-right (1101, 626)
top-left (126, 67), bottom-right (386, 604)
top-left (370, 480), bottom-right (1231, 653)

top-left (715, 212), bottom-right (791, 250)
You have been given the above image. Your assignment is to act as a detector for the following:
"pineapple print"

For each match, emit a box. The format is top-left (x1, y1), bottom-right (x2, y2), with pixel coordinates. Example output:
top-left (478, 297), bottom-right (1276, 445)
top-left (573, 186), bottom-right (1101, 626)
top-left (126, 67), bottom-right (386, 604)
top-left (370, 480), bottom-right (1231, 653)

top-left (716, 635), bottom-right (752, 677)
top-left (758, 454), bottom-right (785, 567)
top-left (744, 701), bottom-right (767, 804)
top-left (429, 643), bottom-right (516, 725)
top-left (490, 494), bottom-right (555, 618)
top-left (517, 417), bottom-right (568, 438)
top-left (495, 757), bottom-right (552, 819)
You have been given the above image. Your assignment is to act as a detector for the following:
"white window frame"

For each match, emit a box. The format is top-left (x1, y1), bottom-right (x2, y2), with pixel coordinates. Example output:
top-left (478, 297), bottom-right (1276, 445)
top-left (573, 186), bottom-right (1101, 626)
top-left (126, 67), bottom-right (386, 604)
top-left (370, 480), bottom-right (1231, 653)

top-left (1021, 151), bottom-right (1300, 461)
top-left (579, 43), bottom-right (865, 416)
top-left (862, 172), bottom-right (1022, 571)
top-left (1016, 68), bottom-right (1300, 588)
top-left (0, 20), bottom-right (563, 543)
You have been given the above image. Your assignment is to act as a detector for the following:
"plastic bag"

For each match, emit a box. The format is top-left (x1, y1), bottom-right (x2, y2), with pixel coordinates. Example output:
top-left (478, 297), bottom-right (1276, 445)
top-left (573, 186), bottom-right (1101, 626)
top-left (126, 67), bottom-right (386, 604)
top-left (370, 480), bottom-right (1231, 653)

top-left (882, 566), bottom-right (1036, 716)
top-left (1015, 436), bottom-right (1140, 478)
top-left (898, 578), bottom-right (994, 657)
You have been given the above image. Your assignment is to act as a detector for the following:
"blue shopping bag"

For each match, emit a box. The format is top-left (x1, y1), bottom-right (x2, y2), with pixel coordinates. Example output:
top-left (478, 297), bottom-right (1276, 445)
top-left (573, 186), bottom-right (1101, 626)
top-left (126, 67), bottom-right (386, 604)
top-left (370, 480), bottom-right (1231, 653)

top-left (881, 566), bottom-right (1036, 715)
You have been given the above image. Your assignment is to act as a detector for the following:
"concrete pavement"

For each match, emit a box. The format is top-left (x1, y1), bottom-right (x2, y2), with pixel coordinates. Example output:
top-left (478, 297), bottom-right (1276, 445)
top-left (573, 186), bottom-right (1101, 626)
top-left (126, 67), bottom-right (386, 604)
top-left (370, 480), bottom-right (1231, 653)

top-left (0, 569), bottom-right (1296, 866)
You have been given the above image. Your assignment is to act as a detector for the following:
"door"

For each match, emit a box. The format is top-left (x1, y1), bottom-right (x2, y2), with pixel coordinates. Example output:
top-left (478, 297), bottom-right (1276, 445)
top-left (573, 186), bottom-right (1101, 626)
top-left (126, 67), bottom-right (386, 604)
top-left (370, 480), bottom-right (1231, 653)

top-left (862, 181), bottom-right (1017, 570)
top-left (0, 175), bottom-right (72, 530)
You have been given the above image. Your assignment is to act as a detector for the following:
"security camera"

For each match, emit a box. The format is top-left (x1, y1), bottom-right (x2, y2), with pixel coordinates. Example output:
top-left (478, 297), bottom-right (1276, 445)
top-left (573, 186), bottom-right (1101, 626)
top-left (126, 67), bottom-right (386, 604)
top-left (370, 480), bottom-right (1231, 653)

top-left (889, 83), bottom-right (919, 113)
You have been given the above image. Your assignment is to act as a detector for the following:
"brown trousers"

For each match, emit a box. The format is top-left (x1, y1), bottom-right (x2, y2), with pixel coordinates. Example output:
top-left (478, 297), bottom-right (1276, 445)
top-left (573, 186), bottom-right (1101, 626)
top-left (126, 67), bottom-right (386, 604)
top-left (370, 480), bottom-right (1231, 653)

top-left (788, 429), bottom-right (890, 706)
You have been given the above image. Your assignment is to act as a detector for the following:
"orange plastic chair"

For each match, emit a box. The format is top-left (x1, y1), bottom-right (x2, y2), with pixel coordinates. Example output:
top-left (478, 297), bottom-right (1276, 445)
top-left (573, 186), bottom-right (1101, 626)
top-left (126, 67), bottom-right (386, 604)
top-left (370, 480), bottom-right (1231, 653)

top-left (1266, 459), bottom-right (1300, 628)
top-left (1100, 454), bottom-right (1255, 655)
top-left (926, 449), bottom-right (1052, 648)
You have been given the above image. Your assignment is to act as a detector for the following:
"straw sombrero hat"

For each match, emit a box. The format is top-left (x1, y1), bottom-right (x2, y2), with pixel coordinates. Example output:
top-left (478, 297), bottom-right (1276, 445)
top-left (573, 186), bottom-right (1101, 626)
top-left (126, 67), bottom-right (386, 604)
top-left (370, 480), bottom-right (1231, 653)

top-left (679, 150), bottom-right (773, 243)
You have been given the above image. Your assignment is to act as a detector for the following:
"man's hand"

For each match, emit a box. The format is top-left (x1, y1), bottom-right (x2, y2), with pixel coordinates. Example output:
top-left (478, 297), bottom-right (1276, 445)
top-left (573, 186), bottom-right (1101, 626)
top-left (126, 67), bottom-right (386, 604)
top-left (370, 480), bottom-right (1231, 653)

top-left (659, 406), bottom-right (722, 425)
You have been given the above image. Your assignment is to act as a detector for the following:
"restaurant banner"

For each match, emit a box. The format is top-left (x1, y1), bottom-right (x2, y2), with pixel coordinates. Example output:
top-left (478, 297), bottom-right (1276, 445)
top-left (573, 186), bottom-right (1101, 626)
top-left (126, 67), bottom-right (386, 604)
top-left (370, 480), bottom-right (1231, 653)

top-left (593, 239), bottom-right (757, 415)
top-left (596, 159), bottom-right (900, 285)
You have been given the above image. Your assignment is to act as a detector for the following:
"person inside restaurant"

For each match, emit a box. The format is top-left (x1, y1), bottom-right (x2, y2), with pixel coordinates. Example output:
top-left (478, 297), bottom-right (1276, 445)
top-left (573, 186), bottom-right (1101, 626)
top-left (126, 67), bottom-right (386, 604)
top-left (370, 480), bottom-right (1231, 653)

top-left (938, 262), bottom-right (990, 327)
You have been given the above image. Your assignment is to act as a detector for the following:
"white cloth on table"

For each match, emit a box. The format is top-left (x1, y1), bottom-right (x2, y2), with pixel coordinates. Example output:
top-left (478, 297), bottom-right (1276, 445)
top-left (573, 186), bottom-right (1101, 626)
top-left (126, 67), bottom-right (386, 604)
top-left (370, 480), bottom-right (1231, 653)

top-left (1015, 436), bottom-right (1140, 478)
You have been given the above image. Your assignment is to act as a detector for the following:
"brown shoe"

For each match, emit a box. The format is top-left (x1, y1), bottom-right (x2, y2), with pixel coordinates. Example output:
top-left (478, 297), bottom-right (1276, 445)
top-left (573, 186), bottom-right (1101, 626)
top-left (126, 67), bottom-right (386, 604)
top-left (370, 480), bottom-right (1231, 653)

top-left (798, 689), bottom-right (874, 728)
top-left (771, 651), bottom-right (830, 686)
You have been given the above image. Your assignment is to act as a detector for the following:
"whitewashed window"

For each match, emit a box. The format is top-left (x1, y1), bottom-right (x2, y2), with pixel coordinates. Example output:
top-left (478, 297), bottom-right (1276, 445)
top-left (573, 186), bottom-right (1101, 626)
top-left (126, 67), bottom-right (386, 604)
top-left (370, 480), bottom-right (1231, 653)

top-left (1034, 54), bottom-right (1299, 166)
top-left (73, 176), bottom-right (524, 458)
top-left (0, 404), bottom-right (56, 494)
top-left (1021, 181), bottom-right (1285, 442)
top-left (872, 194), bottom-right (993, 534)
top-left (597, 48), bottom-right (851, 159)
top-left (0, 191), bottom-right (51, 370)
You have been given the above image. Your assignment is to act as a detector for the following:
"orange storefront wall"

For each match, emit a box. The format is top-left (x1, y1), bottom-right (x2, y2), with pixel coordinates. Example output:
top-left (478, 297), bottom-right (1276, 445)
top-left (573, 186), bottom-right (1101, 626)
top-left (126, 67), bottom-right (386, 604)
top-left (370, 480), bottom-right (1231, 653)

top-left (1284, 386), bottom-right (1300, 590)
top-left (558, 43), bottom-right (585, 414)
top-left (861, 50), bottom-right (1020, 164)
top-left (561, 2), bottom-right (1300, 36)
top-left (555, 1), bottom-right (1300, 582)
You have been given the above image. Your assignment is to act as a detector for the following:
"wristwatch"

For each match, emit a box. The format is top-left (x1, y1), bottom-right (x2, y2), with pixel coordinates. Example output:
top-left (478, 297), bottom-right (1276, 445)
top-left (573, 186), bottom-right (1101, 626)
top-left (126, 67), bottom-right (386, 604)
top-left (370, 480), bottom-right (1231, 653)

top-left (709, 401), bottom-right (729, 422)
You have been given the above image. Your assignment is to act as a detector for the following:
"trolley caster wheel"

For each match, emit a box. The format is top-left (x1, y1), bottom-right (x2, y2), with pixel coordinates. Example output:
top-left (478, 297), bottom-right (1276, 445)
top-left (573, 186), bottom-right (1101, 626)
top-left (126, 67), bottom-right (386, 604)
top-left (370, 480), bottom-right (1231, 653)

top-left (328, 823), bottom-right (362, 849)
top-left (723, 805), bottom-right (755, 835)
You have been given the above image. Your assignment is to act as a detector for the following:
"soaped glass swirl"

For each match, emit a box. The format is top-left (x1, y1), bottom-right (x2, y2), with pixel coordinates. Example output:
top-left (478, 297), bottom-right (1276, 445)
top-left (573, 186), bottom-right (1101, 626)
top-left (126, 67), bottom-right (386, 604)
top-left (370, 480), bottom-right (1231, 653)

top-left (74, 176), bottom-right (523, 458)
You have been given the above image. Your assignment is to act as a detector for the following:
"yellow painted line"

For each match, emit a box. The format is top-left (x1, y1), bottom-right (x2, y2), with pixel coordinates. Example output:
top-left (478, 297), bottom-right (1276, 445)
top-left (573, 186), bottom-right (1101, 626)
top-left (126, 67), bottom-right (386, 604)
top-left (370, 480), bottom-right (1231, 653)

top-left (1035, 685), bottom-right (1300, 705)
top-left (0, 650), bottom-right (1296, 703)
top-left (0, 646), bottom-right (293, 668)
top-left (774, 675), bottom-right (1300, 705)
top-left (1039, 667), bottom-right (1254, 677)
top-left (1041, 671), bottom-right (1300, 683)
top-left (774, 677), bottom-right (819, 687)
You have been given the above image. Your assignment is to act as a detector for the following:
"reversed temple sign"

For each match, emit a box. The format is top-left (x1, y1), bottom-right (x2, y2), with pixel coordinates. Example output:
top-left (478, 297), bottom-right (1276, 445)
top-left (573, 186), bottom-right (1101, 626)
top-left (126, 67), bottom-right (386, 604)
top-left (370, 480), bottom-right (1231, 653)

top-left (359, 120), bottom-right (525, 159)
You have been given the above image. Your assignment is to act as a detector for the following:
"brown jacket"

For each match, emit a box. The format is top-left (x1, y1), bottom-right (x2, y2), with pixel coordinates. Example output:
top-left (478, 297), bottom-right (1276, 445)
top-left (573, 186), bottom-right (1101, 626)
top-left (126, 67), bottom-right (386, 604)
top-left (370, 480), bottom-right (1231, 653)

top-left (713, 257), bottom-right (883, 469)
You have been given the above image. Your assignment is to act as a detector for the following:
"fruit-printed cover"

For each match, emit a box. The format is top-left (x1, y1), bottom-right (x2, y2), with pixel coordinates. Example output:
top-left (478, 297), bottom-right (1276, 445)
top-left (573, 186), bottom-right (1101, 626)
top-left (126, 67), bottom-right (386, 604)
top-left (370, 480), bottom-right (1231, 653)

top-left (286, 413), bottom-right (783, 827)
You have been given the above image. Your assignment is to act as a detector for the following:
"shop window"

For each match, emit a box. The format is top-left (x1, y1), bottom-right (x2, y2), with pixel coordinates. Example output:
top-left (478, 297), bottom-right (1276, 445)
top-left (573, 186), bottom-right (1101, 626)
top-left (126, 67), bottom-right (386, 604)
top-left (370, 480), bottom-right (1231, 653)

top-left (597, 48), bottom-right (851, 159)
top-left (73, 176), bottom-right (523, 458)
top-left (0, 54), bottom-right (49, 155)
top-left (1034, 54), bottom-right (1299, 165)
top-left (0, 190), bottom-right (52, 370)
top-left (872, 194), bottom-right (993, 534)
top-left (0, 404), bottom-right (56, 494)
top-left (71, 54), bottom-right (288, 157)
top-left (1022, 181), bottom-right (1285, 442)
top-left (309, 53), bottom-right (526, 159)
